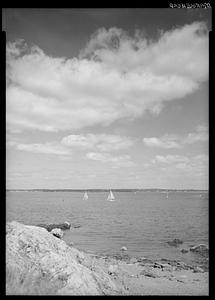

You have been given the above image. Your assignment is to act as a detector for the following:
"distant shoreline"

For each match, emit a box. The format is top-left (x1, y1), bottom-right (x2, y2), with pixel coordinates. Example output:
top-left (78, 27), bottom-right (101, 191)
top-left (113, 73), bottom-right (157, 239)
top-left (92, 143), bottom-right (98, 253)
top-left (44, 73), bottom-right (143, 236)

top-left (6, 189), bottom-right (208, 193)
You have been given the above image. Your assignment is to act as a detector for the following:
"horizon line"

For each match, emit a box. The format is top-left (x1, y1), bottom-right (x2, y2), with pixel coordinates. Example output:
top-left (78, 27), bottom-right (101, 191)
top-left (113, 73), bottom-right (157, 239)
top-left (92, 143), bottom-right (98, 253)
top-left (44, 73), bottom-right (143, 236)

top-left (6, 188), bottom-right (208, 191)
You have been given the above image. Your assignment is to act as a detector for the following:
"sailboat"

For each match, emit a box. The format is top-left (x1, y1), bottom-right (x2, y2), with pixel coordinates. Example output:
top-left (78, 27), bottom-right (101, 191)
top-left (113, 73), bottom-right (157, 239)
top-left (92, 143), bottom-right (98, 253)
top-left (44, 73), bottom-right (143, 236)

top-left (83, 191), bottom-right (88, 200)
top-left (107, 190), bottom-right (115, 201)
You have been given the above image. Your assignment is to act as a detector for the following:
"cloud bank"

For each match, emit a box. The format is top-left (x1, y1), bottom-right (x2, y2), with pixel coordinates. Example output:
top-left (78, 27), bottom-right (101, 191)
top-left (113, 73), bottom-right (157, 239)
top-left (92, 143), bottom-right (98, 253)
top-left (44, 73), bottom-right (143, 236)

top-left (6, 22), bottom-right (209, 132)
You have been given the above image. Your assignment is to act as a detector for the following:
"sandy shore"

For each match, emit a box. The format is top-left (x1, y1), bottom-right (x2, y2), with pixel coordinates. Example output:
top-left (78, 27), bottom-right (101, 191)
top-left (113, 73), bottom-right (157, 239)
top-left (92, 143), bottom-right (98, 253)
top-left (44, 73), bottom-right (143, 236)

top-left (6, 221), bottom-right (208, 295)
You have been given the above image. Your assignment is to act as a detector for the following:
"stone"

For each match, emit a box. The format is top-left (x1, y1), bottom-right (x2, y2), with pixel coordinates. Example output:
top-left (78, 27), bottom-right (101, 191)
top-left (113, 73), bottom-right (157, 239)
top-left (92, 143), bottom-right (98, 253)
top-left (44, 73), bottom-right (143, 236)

top-left (108, 265), bottom-right (118, 275)
top-left (167, 239), bottom-right (183, 247)
top-left (140, 270), bottom-right (158, 278)
top-left (193, 266), bottom-right (205, 273)
top-left (190, 244), bottom-right (209, 257)
top-left (129, 257), bottom-right (137, 264)
top-left (181, 248), bottom-right (189, 253)
top-left (37, 221), bottom-right (71, 232)
top-left (120, 246), bottom-right (127, 251)
top-left (73, 224), bottom-right (81, 228)
top-left (51, 228), bottom-right (64, 239)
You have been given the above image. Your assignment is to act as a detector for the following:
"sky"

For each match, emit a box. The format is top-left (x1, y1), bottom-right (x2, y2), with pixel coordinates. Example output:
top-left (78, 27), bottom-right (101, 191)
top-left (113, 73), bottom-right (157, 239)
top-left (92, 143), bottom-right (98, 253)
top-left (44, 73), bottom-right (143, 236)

top-left (3, 8), bottom-right (211, 190)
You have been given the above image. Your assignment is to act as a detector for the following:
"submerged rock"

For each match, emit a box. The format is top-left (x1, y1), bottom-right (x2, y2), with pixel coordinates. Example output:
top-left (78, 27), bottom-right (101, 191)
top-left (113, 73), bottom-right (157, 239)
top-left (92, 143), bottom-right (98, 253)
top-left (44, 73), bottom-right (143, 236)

top-left (72, 224), bottom-right (81, 229)
top-left (37, 221), bottom-right (71, 232)
top-left (193, 266), bottom-right (205, 273)
top-left (6, 221), bottom-right (125, 295)
top-left (51, 228), bottom-right (64, 239)
top-left (189, 244), bottom-right (209, 257)
top-left (140, 270), bottom-right (158, 278)
top-left (181, 249), bottom-right (189, 254)
top-left (167, 239), bottom-right (183, 247)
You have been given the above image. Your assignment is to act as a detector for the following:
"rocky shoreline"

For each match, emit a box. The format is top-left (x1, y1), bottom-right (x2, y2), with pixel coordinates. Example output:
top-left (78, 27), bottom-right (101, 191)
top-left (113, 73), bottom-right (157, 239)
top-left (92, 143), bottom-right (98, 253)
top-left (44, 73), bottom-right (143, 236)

top-left (6, 221), bottom-right (208, 295)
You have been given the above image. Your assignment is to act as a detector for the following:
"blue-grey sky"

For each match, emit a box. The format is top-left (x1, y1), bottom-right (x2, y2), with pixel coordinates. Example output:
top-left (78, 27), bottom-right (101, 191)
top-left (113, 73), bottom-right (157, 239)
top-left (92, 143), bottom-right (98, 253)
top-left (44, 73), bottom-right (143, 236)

top-left (4, 8), bottom-right (210, 189)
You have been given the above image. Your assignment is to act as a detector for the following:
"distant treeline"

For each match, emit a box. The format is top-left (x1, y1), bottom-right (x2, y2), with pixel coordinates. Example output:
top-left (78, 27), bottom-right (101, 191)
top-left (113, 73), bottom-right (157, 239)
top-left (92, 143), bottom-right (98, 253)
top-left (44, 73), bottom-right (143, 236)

top-left (7, 189), bottom-right (208, 192)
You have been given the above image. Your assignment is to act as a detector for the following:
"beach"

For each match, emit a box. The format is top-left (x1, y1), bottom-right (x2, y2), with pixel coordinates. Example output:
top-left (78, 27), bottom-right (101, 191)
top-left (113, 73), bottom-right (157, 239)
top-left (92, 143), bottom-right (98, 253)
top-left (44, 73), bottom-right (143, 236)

top-left (6, 221), bottom-right (208, 295)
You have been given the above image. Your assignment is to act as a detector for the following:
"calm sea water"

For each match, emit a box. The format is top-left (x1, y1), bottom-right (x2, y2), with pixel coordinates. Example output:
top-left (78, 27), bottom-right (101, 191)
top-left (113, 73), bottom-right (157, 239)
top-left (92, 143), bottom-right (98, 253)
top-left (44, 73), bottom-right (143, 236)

top-left (6, 191), bottom-right (208, 265)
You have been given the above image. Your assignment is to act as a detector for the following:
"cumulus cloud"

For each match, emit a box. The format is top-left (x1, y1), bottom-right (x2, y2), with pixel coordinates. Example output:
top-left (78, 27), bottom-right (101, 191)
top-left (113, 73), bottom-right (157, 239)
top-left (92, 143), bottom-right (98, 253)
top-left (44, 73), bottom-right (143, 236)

top-left (143, 135), bottom-right (181, 149)
top-left (182, 124), bottom-right (209, 144)
top-left (61, 133), bottom-right (134, 151)
top-left (143, 124), bottom-right (208, 148)
top-left (6, 22), bottom-right (209, 132)
top-left (13, 142), bottom-right (72, 155)
top-left (152, 154), bottom-right (189, 164)
top-left (86, 152), bottom-right (135, 167)
top-left (152, 153), bottom-right (208, 175)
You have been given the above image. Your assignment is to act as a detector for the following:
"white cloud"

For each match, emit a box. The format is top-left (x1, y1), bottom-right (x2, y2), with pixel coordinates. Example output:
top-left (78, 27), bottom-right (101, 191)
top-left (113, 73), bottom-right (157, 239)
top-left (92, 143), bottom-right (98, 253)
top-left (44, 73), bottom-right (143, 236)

top-left (143, 124), bottom-right (208, 148)
top-left (86, 152), bottom-right (134, 167)
top-left (15, 142), bottom-right (72, 155)
top-left (6, 22), bottom-right (209, 132)
top-left (182, 124), bottom-right (209, 144)
top-left (152, 154), bottom-right (189, 164)
top-left (61, 133), bottom-right (133, 151)
top-left (153, 153), bottom-right (208, 176)
top-left (143, 134), bottom-right (180, 149)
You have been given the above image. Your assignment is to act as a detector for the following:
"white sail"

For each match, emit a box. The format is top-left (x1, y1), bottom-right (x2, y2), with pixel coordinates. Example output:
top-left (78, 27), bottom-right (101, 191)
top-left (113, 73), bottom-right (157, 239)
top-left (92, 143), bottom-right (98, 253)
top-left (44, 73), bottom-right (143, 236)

top-left (107, 190), bottom-right (115, 201)
top-left (83, 192), bottom-right (88, 200)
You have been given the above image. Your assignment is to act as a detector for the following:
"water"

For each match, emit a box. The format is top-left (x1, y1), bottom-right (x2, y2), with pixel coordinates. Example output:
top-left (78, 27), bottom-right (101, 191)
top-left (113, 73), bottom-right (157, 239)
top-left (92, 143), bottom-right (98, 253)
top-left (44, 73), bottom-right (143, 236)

top-left (6, 190), bottom-right (208, 265)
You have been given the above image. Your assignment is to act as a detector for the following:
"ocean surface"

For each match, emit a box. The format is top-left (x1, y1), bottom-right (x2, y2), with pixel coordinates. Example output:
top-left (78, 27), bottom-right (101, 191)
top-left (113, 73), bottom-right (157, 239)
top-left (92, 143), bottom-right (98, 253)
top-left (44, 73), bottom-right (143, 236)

top-left (6, 190), bottom-right (208, 265)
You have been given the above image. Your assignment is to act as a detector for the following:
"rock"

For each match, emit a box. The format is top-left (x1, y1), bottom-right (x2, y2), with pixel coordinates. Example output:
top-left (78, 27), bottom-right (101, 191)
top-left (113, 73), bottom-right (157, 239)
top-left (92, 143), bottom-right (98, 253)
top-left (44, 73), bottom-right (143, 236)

top-left (6, 221), bottom-right (125, 295)
top-left (193, 266), bottom-right (205, 273)
top-left (73, 224), bottom-right (81, 229)
top-left (37, 221), bottom-right (71, 232)
top-left (120, 246), bottom-right (127, 251)
top-left (167, 239), bottom-right (183, 247)
top-left (112, 253), bottom-right (130, 262)
top-left (140, 270), bottom-right (158, 278)
top-left (129, 257), bottom-right (137, 264)
top-left (51, 228), bottom-right (64, 239)
top-left (190, 244), bottom-right (209, 257)
top-left (181, 248), bottom-right (189, 253)
top-left (137, 257), bottom-right (153, 265)
top-left (108, 265), bottom-right (118, 275)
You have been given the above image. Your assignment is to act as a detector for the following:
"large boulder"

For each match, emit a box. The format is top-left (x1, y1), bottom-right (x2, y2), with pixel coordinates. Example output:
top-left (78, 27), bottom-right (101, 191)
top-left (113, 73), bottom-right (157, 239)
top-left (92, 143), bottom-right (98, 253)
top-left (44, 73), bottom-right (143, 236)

top-left (190, 244), bottom-right (209, 257)
top-left (6, 221), bottom-right (125, 295)
top-left (37, 221), bottom-right (71, 232)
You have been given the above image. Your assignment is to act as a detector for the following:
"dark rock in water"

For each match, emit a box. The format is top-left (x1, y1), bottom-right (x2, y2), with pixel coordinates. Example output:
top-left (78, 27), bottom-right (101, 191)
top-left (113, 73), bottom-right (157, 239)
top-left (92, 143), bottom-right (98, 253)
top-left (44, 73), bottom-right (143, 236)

top-left (167, 239), bottom-right (183, 247)
top-left (137, 257), bottom-right (153, 264)
top-left (112, 253), bottom-right (131, 262)
top-left (72, 224), bottom-right (81, 228)
top-left (37, 221), bottom-right (71, 232)
top-left (193, 266), bottom-right (205, 273)
top-left (190, 244), bottom-right (209, 257)
top-left (140, 270), bottom-right (158, 278)
top-left (181, 248), bottom-right (189, 254)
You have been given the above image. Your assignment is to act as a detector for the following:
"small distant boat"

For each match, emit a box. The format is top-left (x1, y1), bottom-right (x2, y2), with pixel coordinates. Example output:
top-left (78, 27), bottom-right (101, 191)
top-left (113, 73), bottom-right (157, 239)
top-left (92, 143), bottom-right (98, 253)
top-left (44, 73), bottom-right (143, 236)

top-left (83, 191), bottom-right (88, 200)
top-left (166, 191), bottom-right (169, 199)
top-left (107, 190), bottom-right (115, 201)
